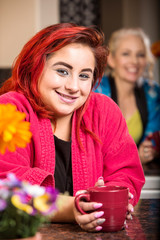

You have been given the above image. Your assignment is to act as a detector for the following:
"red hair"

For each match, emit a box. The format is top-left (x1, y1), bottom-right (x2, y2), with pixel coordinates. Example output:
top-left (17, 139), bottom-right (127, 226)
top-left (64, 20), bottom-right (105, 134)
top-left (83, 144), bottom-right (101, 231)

top-left (0, 23), bottom-right (108, 146)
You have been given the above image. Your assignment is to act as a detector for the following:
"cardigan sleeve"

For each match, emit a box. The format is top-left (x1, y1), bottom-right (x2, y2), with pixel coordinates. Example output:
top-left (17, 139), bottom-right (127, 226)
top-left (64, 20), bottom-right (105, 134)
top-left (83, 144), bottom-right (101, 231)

top-left (99, 95), bottom-right (145, 206)
top-left (0, 148), bottom-right (54, 187)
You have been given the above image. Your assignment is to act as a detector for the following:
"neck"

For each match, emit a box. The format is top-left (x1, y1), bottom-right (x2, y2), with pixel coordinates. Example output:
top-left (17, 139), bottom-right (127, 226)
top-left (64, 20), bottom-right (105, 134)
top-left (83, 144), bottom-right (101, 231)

top-left (51, 115), bottom-right (72, 141)
top-left (114, 77), bottom-right (135, 99)
top-left (113, 76), bottom-right (137, 120)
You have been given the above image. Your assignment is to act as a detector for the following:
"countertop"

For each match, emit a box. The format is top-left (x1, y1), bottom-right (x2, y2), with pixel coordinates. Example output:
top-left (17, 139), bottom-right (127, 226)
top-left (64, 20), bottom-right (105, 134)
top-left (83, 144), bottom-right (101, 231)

top-left (39, 199), bottom-right (160, 240)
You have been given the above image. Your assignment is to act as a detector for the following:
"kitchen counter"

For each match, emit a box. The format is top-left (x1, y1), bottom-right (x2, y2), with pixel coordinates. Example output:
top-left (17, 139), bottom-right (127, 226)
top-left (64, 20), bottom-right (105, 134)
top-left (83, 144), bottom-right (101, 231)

top-left (141, 159), bottom-right (160, 199)
top-left (39, 199), bottom-right (160, 240)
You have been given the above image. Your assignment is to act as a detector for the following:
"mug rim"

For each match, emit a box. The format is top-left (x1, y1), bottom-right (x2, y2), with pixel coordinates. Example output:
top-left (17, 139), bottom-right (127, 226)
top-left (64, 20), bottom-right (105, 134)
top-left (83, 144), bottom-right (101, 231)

top-left (88, 185), bottom-right (128, 192)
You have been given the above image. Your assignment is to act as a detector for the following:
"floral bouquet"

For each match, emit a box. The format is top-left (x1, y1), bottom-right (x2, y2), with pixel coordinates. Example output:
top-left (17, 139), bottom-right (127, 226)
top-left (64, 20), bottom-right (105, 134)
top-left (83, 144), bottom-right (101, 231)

top-left (0, 173), bottom-right (58, 239)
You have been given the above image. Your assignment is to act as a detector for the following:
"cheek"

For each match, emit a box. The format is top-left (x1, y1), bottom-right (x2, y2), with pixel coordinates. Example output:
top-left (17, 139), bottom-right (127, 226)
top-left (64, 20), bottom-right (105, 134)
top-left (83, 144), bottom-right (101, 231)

top-left (81, 81), bottom-right (92, 96)
top-left (141, 60), bottom-right (147, 69)
top-left (39, 74), bottom-right (61, 91)
top-left (114, 58), bottom-right (125, 69)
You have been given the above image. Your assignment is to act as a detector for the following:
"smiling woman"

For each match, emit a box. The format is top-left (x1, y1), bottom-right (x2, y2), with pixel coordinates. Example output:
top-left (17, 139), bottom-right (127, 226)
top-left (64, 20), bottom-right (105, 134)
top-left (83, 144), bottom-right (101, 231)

top-left (94, 28), bottom-right (160, 165)
top-left (38, 43), bottom-right (94, 124)
top-left (0, 23), bottom-right (145, 233)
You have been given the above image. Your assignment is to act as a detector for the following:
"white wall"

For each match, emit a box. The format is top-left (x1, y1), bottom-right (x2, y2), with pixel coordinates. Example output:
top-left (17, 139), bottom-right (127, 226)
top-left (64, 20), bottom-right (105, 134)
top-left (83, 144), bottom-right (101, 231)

top-left (0, 0), bottom-right (59, 67)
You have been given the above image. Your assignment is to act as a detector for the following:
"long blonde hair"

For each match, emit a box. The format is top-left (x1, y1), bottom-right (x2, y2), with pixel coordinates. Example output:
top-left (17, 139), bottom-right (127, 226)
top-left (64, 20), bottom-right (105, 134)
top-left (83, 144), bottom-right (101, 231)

top-left (107, 28), bottom-right (155, 80)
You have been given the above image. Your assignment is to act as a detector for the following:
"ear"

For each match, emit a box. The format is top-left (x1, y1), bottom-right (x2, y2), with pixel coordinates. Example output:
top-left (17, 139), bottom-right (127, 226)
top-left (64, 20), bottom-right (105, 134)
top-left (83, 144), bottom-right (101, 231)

top-left (108, 54), bottom-right (115, 68)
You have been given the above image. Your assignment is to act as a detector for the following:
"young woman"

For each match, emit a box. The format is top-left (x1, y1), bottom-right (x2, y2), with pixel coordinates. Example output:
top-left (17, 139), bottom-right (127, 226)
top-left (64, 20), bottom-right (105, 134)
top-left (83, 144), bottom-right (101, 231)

top-left (0, 23), bottom-right (145, 232)
top-left (94, 28), bottom-right (160, 165)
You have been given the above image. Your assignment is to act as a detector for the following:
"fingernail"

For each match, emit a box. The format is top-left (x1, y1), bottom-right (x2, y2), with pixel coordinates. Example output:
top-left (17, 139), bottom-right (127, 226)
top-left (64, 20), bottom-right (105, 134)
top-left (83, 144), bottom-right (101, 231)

top-left (98, 176), bottom-right (104, 180)
top-left (94, 211), bottom-right (104, 218)
top-left (131, 194), bottom-right (134, 199)
top-left (131, 207), bottom-right (134, 212)
top-left (96, 226), bottom-right (102, 231)
top-left (130, 215), bottom-right (133, 220)
top-left (93, 203), bottom-right (103, 209)
top-left (97, 218), bottom-right (106, 225)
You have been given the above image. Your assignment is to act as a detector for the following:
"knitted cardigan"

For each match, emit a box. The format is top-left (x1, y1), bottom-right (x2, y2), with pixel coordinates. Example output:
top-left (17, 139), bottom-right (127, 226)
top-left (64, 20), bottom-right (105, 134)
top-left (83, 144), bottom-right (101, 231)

top-left (0, 91), bottom-right (145, 206)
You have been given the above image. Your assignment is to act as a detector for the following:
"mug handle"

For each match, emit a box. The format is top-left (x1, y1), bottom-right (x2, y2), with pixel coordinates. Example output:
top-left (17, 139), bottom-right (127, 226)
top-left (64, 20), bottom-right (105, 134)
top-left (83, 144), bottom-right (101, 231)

top-left (75, 193), bottom-right (90, 214)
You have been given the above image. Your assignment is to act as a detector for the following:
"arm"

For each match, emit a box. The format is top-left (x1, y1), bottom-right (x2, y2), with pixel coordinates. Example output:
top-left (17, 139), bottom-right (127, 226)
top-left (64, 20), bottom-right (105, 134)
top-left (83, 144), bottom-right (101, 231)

top-left (138, 81), bottom-right (160, 164)
top-left (51, 195), bottom-right (75, 222)
top-left (142, 81), bottom-right (160, 140)
top-left (138, 138), bottom-right (158, 164)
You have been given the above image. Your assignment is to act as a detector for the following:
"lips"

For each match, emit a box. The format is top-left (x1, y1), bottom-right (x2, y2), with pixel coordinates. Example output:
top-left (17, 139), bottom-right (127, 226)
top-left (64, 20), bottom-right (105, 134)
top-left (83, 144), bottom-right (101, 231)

top-left (55, 90), bottom-right (78, 103)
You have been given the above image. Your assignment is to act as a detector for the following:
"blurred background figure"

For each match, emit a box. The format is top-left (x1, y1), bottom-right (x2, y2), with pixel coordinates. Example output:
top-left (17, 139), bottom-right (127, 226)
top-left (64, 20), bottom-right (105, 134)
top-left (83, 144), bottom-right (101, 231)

top-left (94, 28), bottom-right (160, 165)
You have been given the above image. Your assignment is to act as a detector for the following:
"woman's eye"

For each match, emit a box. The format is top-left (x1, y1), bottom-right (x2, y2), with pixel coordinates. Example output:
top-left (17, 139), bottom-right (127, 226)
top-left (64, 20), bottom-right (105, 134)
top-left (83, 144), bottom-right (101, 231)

top-left (122, 52), bottom-right (129, 56)
top-left (57, 69), bottom-right (68, 76)
top-left (79, 73), bottom-right (90, 80)
top-left (137, 53), bottom-right (145, 58)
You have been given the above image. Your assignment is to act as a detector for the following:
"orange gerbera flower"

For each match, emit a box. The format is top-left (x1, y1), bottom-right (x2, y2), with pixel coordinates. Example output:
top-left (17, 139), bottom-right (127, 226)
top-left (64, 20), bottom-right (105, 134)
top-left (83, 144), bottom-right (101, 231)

top-left (151, 40), bottom-right (160, 57)
top-left (0, 103), bottom-right (32, 154)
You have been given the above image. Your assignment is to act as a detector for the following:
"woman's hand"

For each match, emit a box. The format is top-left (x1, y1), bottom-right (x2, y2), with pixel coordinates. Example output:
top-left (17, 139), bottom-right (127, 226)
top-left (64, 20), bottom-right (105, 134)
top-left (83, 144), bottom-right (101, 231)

top-left (127, 192), bottom-right (134, 220)
top-left (73, 177), bottom-right (105, 232)
top-left (74, 177), bottom-right (134, 231)
top-left (95, 177), bottom-right (134, 221)
top-left (73, 197), bottom-right (105, 232)
top-left (139, 139), bottom-right (157, 164)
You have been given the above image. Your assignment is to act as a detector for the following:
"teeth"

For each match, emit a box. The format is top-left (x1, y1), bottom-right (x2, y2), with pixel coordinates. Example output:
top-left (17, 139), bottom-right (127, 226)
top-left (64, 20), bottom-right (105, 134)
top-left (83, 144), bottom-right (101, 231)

top-left (127, 68), bottom-right (137, 73)
top-left (59, 92), bottom-right (74, 100)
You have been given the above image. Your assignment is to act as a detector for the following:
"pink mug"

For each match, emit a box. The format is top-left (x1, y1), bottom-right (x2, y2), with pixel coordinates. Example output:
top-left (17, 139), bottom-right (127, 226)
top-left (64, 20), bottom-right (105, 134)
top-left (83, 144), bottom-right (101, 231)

top-left (75, 185), bottom-right (129, 232)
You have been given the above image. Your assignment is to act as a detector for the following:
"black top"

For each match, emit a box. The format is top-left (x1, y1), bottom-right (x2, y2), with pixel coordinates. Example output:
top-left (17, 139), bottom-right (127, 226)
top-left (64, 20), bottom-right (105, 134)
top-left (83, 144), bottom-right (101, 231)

top-left (54, 135), bottom-right (73, 196)
top-left (108, 75), bottom-right (148, 146)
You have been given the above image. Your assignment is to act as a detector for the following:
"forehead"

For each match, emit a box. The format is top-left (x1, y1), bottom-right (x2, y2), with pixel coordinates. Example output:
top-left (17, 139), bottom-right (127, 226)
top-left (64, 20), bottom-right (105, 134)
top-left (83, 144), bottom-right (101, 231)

top-left (117, 35), bottom-right (145, 50)
top-left (48, 43), bottom-right (95, 61)
top-left (45, 43), bottom-right (96, 70)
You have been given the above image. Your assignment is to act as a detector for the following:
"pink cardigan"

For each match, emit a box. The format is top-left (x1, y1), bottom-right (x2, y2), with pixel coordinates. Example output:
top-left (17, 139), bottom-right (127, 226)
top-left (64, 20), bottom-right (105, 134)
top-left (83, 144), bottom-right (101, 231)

top-left (0, 91), bottom-right (145, 205)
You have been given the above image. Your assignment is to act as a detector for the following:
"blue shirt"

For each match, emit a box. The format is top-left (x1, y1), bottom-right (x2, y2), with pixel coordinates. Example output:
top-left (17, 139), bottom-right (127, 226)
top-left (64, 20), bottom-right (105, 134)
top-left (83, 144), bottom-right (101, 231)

top-left (94, 76), bottom-right (160, 143)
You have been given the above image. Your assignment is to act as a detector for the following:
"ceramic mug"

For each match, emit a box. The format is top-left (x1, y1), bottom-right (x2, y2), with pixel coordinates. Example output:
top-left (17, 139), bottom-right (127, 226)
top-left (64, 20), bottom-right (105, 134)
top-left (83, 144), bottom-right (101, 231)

top-left (75, 185), bottom-right (129, 232)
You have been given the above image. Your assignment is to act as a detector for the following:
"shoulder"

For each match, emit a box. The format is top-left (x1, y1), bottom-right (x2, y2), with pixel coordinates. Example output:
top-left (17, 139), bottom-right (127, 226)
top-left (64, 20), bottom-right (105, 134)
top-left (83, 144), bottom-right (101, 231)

top-left (93, 75), bottom-right (111, 96)
top-left (0, 91), bottom-right (29, 103)
top-left (85, 92), bottom-right (129, 146)
top-left (90, 91), bottom-right (113, 105)
top-left (140, 78), bottom-right (160, 99)
top-left (0, 91), bottom-right (35, 120)
top-left (87, 92), bottom-right (122, 118)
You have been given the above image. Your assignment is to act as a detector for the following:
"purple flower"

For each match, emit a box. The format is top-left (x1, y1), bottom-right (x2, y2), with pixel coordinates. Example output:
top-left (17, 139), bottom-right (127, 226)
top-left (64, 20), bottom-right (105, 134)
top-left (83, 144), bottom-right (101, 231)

top-left (0, 187), bottom-right (10, 199)
top-left (0, 173), bottom-right (22, 188)
top-left (33, 187), bottom-right (59, 215)
top-left (45, 187), bottom-right (59, 202)
top-left (7, 173), bottom-right (22, 187)
top-left (0, 198), bottom-right (7, 211)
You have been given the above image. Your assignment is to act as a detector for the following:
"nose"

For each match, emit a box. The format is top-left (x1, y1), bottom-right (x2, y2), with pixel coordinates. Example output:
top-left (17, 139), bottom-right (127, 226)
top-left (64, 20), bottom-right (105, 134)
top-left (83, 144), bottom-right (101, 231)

top-left (65, 75), bottom-right (79, 92)
top-left (131, 55), bottom-right (138, 64)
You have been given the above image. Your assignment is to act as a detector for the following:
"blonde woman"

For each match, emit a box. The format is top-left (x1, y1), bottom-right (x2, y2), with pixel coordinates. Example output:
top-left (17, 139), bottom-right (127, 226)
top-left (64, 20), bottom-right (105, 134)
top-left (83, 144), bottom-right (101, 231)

top-left (94, 28), bottom-right (160, 164)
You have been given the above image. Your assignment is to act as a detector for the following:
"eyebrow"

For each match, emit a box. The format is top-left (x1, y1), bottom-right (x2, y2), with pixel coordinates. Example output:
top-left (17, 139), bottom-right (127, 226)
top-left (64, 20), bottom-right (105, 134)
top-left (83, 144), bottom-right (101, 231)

top-left (53, 61), bottom-right (93, 73)
top-left (53, 62), bottom-right (72, 69)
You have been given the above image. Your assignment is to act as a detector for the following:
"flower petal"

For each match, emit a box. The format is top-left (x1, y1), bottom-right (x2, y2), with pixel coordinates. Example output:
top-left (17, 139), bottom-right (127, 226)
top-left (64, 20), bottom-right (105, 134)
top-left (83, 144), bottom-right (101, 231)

top-left (0, 103), bottom-right (32, 154)
top-left (11, 195), bottom-right (34, 214)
